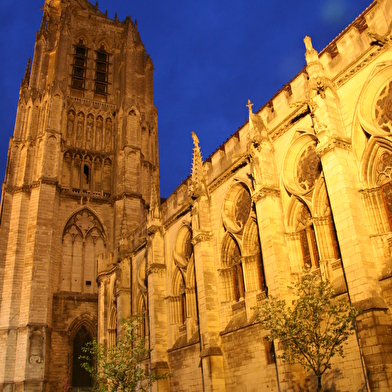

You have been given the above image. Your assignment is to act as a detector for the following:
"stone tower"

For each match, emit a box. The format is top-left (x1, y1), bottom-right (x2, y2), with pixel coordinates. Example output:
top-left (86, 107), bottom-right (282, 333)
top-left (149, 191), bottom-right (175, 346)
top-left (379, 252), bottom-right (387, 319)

top-left (0, 0), bottom-right (159, 390)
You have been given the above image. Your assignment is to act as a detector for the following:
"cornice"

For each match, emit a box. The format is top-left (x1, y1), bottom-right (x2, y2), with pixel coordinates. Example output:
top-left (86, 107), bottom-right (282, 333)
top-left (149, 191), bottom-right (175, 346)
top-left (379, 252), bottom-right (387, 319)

top-left (335, 42), bottom-right (391, 89)
top-left (316, 136), bottom-right (351, 157)
top-left (147, 263), bottom-right (166, 276)
top-left (252, 186), bottom-right (281, 202)
top-left (191, 231), bottom-right (213, 245)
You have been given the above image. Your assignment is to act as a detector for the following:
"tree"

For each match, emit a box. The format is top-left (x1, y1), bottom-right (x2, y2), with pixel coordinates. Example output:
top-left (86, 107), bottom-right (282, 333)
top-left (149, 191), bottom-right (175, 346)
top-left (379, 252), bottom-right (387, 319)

top-left (255, 270), bottom-right (359, 392)
top-left (79, 315), bottom-right (170, 392)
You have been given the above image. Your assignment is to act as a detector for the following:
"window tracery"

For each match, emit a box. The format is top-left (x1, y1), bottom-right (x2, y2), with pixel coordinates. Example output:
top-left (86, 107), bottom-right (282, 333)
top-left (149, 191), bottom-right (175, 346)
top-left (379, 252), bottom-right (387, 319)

top-left (170, 226), bottom-right (197, 345)
top-left (296, 144), bottom-right (321, 191)
top-left (221, 183), bottom-right (265, 304)
top-left (376, 151), bottom-right (392, 184)
top-left (60, 208), bottom-right (106, 293)
top-left (375, 81), bottom-right (392, 133)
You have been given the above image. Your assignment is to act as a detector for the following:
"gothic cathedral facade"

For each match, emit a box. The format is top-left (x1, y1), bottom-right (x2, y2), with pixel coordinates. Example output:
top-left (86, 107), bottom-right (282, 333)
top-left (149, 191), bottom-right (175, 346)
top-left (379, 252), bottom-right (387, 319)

top-left (0, 0), bottom-right (158, 390)
top-left (1, 0), bottom-right (392, 391)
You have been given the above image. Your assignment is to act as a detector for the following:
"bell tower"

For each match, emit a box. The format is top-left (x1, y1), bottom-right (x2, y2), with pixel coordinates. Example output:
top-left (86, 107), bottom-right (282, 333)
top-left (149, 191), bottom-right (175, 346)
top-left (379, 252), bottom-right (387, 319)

top-left (0, 0), bottom-right (159, 390)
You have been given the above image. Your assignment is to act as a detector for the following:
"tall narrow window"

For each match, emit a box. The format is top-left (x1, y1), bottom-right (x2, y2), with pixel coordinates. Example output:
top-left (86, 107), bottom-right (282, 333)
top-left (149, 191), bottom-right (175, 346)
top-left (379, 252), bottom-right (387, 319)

top-left (298, 204), bottom-right (320, 269)
top-left (95, 47), bottom-right (109, 95)
top-left (72, 41), bottom-right (87, 90)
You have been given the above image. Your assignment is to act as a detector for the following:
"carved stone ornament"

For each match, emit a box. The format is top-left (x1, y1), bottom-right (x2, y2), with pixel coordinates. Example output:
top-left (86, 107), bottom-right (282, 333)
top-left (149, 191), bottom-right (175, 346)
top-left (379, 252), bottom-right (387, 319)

top-left (358, 65), bottom-right (392, 137)
top-left (296, 144), bottom-right (321, 191)
top-left (222, 183), bottom-right (252, 234)
top-left (282, 133), bottom-right (321, 196)
top-left (376, 151), bottom-right (392, 184)
top-left (375, 81), bottom-right (392, 133)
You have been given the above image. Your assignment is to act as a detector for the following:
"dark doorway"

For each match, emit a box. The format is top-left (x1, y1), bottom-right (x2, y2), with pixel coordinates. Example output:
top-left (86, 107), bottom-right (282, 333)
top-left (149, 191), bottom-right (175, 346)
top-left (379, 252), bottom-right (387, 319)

top-left (72, 325), bottom-right (93, 388)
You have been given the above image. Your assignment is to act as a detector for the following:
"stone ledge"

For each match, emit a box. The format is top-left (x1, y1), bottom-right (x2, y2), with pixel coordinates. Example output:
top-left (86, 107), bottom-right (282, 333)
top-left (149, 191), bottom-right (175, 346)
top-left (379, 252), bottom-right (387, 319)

top-left (200, 346), bottom-right (223, 358)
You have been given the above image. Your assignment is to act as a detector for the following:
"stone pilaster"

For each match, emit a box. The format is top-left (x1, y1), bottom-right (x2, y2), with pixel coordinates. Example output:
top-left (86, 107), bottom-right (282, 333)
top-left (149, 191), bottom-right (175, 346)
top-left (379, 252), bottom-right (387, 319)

top-left (147, 260), bottom-right (170, 392)
top-left (192, 200), bottom-right (225, 392)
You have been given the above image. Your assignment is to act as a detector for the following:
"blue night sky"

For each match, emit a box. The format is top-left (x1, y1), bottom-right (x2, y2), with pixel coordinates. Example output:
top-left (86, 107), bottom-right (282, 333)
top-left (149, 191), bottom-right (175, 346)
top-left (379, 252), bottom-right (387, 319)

top-left (0, 0), bottom-right (372, 198)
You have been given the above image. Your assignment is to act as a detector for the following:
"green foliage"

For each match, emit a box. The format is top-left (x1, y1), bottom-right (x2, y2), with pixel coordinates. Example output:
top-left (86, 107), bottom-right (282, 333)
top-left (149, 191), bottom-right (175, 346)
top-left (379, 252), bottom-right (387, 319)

top-left (255, 270), bottom-right (359, 390)
top-left (79, 315), bottom-right (170, 392)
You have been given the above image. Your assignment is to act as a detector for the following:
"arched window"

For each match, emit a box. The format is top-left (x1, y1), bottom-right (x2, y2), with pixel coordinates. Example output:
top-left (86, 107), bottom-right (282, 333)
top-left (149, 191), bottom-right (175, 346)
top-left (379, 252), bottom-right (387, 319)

top-left (221, 234), bottom-right (244, 302)
top-left (95, 46), bottom-right (109, 95)
top-left (297, 203), bottom-right (320, 269)
top-left (60, 208), bottom-right (106, 293)
top-left (221, 183), bottom-right (265, 303)
top-left (72, 40), bottom-right (87, 90)
top-left (72, 326), bottom-right (92, 388)
top-left (170, 226), bottom-right (197, 345)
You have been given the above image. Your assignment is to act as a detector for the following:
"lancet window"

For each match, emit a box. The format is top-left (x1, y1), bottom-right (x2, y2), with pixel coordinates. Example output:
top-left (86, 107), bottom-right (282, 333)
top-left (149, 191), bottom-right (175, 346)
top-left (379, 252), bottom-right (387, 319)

top-left (72, 40), bottom-right (88, 90)
top-left (95, 46), bottom-right (109, 95)
top-left (297, 203), bottom-right (320, 269)
top-left (221, 183), bottom-right (266, 303)
top-left (170, 226), bottom-right (197, 345)
top-left (60, 208), bottom-right (106, 293)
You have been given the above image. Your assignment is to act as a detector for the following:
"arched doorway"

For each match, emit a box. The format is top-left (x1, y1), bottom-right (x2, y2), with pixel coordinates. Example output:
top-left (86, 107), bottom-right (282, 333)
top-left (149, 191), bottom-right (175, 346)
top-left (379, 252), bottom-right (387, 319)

top-left (72, 325), bottom-right (93, 389)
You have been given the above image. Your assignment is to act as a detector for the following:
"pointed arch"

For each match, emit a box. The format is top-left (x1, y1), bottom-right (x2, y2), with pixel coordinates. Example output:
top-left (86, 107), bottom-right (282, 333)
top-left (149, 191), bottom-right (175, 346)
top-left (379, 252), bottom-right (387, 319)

top-left (243, 218), bottom-right (266, 292)
top-left (222, 181), bottom-right (252, 234)
top-left (68, 312), bottom-right (96, 390)
top-left (171, 266), bottom-right (186, 326)
top-left (221, 233), bottom-right (244, 302)
top-left (359, 136), bottom-right (392, 237)
top-left (359, 136), bottom-right (392, 188)
top-left (286, 197), bottom-right (320, 270)
top-left (60, 208), bottom-right (106, 293)
top-left (173, 225), bottom-right (193, 270)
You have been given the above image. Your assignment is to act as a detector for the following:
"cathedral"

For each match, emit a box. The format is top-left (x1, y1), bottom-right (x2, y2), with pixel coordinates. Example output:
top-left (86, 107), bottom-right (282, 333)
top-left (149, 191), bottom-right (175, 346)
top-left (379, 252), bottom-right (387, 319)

top-left (0, 0), bottom-right (392, 391)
